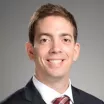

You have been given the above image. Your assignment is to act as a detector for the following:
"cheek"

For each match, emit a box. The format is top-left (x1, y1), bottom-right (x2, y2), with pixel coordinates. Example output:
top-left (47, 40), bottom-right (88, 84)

top-left (34, 46), bottom-right (49, 58)
top-left (63, 46), bottom-right (74, 55)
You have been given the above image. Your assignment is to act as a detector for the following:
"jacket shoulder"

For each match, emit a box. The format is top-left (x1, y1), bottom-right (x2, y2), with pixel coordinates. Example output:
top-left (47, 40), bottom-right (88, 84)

top-left (0, 87), bottom-right (29, 104)
top-left (72, 86), bottom-right (104, 104)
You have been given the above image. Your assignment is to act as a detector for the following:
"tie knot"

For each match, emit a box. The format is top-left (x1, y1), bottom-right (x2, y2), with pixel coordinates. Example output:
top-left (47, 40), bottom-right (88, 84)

top-left (52, 95), bottom-right (70, 104)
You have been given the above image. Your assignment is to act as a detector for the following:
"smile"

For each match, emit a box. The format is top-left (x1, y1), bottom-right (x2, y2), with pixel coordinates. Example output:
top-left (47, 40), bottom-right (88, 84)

top-left (47, 59), bottom-right (64, 64)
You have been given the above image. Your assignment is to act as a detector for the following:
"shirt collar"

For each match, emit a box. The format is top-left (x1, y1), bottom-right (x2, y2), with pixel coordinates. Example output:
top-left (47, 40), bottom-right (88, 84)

top-left (32, 76), bottom-right (74, 104)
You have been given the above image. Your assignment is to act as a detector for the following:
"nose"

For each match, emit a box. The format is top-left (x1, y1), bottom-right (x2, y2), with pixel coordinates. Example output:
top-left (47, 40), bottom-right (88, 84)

top-left (49, 40), bottom-right (62, 54)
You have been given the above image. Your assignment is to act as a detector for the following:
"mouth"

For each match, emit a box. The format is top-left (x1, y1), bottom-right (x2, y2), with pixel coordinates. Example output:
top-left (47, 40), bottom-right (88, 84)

top-left (47, 59), bottom-right (64, 63)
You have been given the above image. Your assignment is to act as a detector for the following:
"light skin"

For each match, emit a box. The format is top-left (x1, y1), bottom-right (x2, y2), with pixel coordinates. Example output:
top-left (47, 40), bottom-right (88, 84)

top-left (26, 16), bottom-right (80, 93)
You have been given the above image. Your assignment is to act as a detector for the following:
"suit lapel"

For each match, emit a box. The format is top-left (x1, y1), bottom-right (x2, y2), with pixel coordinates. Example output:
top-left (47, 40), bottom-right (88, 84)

top-left (72, 86), bottom-right (82, 104)
top-left (23, 78), bottom-right (83, 104)
top-left (23, 78), bottom-right (46, 104)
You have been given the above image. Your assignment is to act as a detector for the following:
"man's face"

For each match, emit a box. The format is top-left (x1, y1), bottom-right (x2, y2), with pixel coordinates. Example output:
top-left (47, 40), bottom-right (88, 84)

top-left (27, 16), bottom-right (80, 79)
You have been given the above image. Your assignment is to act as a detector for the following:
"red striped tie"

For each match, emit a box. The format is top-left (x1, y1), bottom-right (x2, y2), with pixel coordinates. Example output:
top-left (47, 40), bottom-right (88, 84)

top-left (52, 95), bottom-right (70, 104)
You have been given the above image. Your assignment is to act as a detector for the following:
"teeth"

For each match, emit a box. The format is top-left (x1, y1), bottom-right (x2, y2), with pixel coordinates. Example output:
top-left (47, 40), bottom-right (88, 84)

top-left (48, 60), bottom-right (62, 64)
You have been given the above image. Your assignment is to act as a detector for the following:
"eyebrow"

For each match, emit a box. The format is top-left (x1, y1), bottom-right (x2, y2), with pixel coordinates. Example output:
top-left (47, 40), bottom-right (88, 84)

top-left (37, 33), bottom-right (72, 39)
top-left (60, 33), bottom-right (72, 39)
top-left (38, 33), bottom-right (52, 38)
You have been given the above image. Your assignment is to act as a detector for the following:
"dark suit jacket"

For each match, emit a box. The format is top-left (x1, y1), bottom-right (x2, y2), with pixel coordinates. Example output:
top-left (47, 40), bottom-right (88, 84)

top-left (0, 78), bottom-right (104, 104)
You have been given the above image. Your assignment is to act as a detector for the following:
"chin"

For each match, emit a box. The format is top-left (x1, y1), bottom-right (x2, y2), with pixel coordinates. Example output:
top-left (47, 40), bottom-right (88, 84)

top-left (47, 70), bottom-right (67, 79)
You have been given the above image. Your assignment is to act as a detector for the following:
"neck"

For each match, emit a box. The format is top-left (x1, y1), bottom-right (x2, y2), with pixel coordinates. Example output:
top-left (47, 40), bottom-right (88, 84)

top-left (35, 74), bottom-right (70, 94)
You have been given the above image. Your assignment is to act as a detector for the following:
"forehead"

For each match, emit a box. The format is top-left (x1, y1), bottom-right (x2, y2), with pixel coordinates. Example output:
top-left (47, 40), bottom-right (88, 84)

top-left (35, 16), bottom-right (74, 37)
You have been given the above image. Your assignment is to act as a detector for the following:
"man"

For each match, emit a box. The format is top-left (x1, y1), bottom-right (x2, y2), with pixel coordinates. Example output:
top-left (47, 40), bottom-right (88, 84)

top-left (0, 3), bottom-right (104, 104)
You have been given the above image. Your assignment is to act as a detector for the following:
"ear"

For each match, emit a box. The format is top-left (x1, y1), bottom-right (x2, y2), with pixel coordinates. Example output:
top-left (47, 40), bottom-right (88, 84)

top-left (73, 43), bottom-right (80, 61)
top-left (25, 42), bottom-right (35, 60)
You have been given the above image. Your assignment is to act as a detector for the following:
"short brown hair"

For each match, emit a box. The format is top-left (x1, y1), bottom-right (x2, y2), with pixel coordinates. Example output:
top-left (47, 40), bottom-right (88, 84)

top-left (29, 3), bottom-right (78, 46)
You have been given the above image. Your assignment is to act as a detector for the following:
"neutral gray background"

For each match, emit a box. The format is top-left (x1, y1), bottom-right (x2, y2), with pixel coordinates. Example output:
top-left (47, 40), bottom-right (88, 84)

top-left (0, 0), bottom-right (104, 101)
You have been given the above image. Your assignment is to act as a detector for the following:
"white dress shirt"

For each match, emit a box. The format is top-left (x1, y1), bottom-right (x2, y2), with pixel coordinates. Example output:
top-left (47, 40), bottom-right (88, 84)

top-left (32, 76), bottom-right (74, 104)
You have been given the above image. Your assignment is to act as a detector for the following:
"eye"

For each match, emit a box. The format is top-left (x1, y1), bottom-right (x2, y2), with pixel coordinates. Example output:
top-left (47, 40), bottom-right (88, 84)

top-left (40, 38), bottom-right (50, 44)
top-left (63, 38), bottom-right (71, 43)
